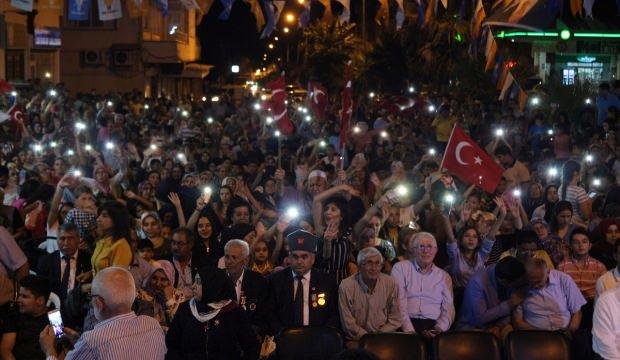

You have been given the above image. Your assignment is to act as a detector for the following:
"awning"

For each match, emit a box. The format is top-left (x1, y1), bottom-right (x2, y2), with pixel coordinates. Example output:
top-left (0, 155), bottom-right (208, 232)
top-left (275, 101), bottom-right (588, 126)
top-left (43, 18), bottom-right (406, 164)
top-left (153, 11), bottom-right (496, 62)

top-left (181, 63), bottom-right (213, 79)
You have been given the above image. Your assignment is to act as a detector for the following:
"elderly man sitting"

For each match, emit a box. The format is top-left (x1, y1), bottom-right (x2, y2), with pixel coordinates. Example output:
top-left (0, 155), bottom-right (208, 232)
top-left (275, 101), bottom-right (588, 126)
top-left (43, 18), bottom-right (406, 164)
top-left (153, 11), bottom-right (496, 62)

top-left (513, 258), bottom-right (589, 358)
top-left (338, 247), bottom-right (401, 347)
top-left (391, 232), bottom-right (454, 339)
top-left (39, 267), bottom-right (166, 360)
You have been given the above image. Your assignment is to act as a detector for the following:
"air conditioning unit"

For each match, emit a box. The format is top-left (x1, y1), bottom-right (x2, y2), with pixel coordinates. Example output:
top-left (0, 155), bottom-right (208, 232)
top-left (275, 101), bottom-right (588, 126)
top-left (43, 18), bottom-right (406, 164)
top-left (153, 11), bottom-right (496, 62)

top-left (81, 50), bottom-right (104, 66)
top-left (110, 49), bottom-right (136, 68)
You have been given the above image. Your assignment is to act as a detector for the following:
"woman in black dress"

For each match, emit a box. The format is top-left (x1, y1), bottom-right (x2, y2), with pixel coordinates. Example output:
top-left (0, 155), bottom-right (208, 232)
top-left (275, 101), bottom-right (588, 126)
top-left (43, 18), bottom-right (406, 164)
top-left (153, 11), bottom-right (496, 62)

top-left (165, 268), bottom-right (260, 360)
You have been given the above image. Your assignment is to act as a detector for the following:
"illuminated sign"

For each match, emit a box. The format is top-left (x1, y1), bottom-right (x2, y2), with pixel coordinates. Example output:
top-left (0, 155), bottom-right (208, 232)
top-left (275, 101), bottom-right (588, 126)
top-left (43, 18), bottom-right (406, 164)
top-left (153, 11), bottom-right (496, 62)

top-left (577, 56), bottom-right (596, 63)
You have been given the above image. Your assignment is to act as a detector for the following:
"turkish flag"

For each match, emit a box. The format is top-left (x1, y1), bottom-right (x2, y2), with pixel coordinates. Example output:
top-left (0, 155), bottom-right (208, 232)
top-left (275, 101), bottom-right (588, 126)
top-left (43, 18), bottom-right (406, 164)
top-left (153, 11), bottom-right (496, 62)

top-left (0, 79), bottom-right (12, 94)
top-left (8, 104), bottom-right (25, 125)
top-left (267, 75), bottom-right (295, 136)
top-left (339, 62), bottom-right (353, 149)
top-left (308, 81), bottom-right (328, 120)
top-left (441, 125), bottom-right (504, 193)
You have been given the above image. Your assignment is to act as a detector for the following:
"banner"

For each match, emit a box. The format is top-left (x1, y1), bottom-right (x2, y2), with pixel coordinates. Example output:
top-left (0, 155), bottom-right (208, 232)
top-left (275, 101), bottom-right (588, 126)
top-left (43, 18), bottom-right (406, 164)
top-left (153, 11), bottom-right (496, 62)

top-left (179, 0), bottom-right (200, 10)
top-left (68, 0), bottom-right (91, 21)
top-left (98, 0), bottom-right (123, 20)
top-left (127, 0), bottom-right (149, 18)
top-left (10, 0), bottom-right (33, 12)
top-left (39, 0), bottom-right (64, 12)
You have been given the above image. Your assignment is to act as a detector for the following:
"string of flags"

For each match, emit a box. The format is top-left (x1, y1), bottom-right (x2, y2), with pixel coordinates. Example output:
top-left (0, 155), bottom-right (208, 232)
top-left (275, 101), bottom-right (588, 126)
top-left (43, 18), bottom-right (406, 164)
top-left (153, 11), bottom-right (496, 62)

top-left (471, 0), bottom-right (528, 110)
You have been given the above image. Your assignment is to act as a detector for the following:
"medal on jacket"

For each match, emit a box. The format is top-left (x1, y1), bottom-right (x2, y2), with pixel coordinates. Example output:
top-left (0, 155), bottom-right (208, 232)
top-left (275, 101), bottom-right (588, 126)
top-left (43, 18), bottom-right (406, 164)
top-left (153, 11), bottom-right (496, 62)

top-left (240, 294), bottom-right (247, 310)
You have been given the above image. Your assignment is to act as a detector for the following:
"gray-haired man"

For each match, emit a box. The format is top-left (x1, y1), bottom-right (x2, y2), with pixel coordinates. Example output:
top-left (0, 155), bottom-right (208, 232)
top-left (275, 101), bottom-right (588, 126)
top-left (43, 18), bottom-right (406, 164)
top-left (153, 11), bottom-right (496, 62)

top-left (338, 247), bottom-right (401, 347)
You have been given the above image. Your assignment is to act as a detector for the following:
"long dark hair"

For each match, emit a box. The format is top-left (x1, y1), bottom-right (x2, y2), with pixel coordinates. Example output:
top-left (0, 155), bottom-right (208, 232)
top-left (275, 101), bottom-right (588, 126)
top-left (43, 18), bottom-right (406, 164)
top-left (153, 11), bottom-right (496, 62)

top-left (560, 160), bottom-right (581, 201)
top-left (543, 184), bottom-right (559, 223)
top-left (549, 200), bottom-right (573, 233)
top-left (98, 201), bottom-right (131, 242)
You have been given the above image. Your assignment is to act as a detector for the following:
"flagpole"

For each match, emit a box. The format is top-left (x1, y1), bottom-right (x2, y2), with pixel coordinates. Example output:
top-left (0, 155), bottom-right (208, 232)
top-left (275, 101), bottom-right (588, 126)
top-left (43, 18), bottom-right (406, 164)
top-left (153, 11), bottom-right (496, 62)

top-left (277, 137), bottom-right (282, 169)
top-left (439, 124), bottom-right (458, 170)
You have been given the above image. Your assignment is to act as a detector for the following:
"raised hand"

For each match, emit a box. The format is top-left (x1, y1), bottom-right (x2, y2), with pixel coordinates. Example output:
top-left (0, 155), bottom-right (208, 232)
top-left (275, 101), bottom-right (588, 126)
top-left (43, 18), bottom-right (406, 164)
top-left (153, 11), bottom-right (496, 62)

top-left (168, 192), bottom-right (182, 208)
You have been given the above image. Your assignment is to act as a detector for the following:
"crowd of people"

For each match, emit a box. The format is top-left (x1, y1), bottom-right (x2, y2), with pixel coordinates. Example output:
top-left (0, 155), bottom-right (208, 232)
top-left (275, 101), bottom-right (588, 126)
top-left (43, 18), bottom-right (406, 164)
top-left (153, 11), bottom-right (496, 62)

top-left (0, 78), bottom-right (619, 360)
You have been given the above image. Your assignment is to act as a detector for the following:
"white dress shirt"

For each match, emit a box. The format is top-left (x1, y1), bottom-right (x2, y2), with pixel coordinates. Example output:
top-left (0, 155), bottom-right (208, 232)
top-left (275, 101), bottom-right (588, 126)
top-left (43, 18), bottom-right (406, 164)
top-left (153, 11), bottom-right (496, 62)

top-left (292, 270), bottom-right (311, 326)
top-left (592, 286), bottom-right (620, 360)
top-left (596, 267), bottom-right (620, 299)
top-left (60, 250), bottom-right (78, 292)
top-left (233, 269), bottom-right (245, 302)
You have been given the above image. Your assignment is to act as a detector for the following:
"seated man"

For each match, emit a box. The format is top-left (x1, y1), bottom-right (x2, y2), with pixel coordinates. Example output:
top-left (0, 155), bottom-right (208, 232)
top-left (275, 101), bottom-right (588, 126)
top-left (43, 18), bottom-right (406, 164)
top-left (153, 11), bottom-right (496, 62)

top-left (39, 267), bottom-right (166, 359)
top-left (557, 228), bottom-right (606, 328)
top-left (391, 232), bottom-right (454, 339)
top-left (500, 231), bottom-right (554, 269)
top-left (513, 258), bottom-right (585, 336)
top-left (0, 275), bottom-right (50, 360)
top-left (592, 286), bottom-right (620, 360)
top-left (338, 247), bottom-right (401, 346)
top-left (456, 256), bottom-right (526, 338)
top-left (268, 230), bottom-right (338, 333)
top-left (595, 241), bottom-right (620, 299)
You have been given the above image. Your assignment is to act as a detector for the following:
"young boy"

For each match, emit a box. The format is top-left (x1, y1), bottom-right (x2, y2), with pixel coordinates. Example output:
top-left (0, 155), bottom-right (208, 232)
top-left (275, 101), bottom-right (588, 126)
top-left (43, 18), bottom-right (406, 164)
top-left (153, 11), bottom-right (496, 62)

top-left (137, 238), bottom-right (156, 264)
top-left (558, 228), bottom-right (606, 329)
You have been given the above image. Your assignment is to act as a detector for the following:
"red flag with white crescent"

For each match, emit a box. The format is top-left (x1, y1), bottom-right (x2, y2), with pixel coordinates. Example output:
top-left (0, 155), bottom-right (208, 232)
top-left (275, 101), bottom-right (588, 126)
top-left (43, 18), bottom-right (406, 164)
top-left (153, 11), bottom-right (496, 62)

top-left (339, 63), bottom-right (352, 148)
top-left (308, 81), bottom-right (328, 120)
top-left (441, 125), bottom-right (504, 193)
top-left (267, 75), bottom-right (294, 135)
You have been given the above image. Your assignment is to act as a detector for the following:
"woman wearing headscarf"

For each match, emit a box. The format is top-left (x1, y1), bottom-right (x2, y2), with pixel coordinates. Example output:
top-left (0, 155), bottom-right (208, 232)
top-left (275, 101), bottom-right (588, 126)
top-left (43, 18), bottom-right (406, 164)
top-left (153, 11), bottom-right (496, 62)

top-left (165, 268), bottom-right (260, 360)
top-left (138, 260), bottom-right (185, 329)
top-left (140, 211), bottom-right (170, 259)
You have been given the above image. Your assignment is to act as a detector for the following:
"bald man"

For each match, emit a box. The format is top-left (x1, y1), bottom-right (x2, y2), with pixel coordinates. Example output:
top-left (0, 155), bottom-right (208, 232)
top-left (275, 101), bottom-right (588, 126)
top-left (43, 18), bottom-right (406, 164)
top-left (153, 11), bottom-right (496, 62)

top-left (39, 267), bottom-right (166, 359)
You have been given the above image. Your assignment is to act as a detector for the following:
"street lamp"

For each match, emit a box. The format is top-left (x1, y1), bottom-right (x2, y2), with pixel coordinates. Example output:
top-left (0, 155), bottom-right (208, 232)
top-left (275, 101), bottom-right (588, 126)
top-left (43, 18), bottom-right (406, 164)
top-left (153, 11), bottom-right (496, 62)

top-left (285, 13), bottom-right (295, 23)
top-left (44, 72), bottom-right (51, 79)
top-left (283, 27), bottom-right (290, 33)
top-left (268, 44), bottom-right (274, 49)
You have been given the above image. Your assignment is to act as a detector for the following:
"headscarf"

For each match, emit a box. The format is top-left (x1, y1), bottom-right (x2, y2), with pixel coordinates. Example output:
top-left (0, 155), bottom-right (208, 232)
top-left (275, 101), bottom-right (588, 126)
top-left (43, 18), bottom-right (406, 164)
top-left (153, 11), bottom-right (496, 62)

top-left (197, 267), bottom-right (236, 305)
top-left (142, 259), bottom-right (175, 289)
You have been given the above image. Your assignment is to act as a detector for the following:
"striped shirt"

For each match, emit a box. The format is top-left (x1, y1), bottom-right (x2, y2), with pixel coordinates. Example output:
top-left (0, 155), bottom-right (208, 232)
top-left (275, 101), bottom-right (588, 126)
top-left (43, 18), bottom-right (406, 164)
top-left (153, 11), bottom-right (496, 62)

top-left (49, 312), bottom-right (166, 360)
top-left (558, 185), bottom-right (589, 221)
top-left (319, 230), bottom-right (353, 284)
top-left (558, 256), bottom-right (607, 300)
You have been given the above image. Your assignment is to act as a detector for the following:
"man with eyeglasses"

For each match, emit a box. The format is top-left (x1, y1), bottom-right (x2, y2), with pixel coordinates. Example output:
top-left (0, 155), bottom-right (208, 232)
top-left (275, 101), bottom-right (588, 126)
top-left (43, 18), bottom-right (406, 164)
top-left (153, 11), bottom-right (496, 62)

top-left (165, 228), bottom-right (201, 298)
top-left (391, 232), bottom-right (455, 339)
top-left (39, 267), bottom-right (166, 359)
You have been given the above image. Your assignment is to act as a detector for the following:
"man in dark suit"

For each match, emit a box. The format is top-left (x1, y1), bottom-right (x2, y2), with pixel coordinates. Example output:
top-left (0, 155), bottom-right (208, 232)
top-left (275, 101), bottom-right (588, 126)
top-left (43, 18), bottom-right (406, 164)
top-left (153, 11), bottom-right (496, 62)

top-left (223, 239), bottom-right (271, 336)
top-left (268, 229), bottom-right (339, 334)
top-left (37, 223), bottom-right (91, 302)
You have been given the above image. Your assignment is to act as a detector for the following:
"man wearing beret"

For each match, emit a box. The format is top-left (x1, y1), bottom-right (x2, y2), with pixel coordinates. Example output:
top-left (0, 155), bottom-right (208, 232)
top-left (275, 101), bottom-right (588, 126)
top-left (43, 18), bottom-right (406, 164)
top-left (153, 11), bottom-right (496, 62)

top-left (267, 229), bottom-right (339, 334)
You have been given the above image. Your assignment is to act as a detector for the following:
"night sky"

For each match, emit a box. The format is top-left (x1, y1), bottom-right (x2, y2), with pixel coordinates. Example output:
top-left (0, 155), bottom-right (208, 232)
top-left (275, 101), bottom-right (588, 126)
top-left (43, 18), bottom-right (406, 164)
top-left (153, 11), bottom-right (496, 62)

top-left (197, 0), bottom-right (381, 79)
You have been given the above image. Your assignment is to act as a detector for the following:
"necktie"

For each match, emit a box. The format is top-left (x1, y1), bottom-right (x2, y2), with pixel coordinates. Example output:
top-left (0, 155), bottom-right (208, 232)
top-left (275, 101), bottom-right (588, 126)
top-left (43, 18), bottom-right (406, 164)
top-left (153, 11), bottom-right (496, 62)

top-left (293, 275), bottom-right (304, 326)
top-left (60, 256), bottom-right (71, 297)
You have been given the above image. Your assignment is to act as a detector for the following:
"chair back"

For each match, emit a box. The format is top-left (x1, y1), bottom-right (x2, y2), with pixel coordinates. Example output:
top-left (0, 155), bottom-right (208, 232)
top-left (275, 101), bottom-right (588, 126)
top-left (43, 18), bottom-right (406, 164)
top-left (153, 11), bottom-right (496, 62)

top-left (434, 331), bottom-right (501, 360)
top-left (360, 332), bottom-right (427, 360)
top-left (506, 330), bottom-right (571, 360)
top-left (278, 326), bottom-right (343, 360)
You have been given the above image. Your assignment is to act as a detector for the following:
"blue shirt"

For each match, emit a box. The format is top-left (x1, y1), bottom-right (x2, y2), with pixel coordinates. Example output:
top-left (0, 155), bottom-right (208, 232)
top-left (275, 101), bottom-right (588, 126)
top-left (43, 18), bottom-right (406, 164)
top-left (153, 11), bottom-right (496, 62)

top-left (391, 259), bottom-right (454, 332)
top-left (515, 269), bottom-right (586, 330)
top-left (447, 237), bottom-right (494, 288)
top-left (456, 265), bottom-right (512, 329)
top-left (596, 93), bottom-right (620, 125)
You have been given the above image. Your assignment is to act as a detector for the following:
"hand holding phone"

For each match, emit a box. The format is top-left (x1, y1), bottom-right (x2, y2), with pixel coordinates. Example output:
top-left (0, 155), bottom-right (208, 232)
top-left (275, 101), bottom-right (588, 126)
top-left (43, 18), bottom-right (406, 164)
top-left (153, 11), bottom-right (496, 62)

top-left (47, 310), bottom-right (64, 339)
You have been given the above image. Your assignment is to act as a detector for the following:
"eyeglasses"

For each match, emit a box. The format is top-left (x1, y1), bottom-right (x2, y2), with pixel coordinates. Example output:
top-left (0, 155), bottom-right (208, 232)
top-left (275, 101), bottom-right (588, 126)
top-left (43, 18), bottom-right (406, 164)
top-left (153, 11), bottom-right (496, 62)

top-left (414, 245), bottom-right (437, 251)
top-left (171, 241), bottom-right (190, 246)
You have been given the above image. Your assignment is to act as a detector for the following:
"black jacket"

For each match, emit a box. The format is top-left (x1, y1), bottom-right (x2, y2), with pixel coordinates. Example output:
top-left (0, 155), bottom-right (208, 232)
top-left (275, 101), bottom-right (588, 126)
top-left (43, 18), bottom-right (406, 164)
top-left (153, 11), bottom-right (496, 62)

top-left (166, 300), bottom-right (260, 360)
top-left (238, 269), bottom-right (271, 336)
top-left (36, 250), bottom-right (91, 301)
top-left (267, 267), bottom-right (339, 334)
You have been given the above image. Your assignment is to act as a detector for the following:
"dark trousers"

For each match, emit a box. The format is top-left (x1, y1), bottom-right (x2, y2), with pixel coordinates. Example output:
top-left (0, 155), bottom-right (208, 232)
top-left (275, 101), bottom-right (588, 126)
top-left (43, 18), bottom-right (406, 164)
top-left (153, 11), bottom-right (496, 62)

top-left (410, 318), bottom-right (437, 332)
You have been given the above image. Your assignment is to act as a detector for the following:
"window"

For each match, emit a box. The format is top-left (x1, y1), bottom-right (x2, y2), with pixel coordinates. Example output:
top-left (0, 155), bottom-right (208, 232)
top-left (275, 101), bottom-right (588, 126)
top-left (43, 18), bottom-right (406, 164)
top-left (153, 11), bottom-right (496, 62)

top-left (63, 0), bottom-right (116, 30)
top-left (6, 50), bottom-right (25, 81)
top-left (562, 68), bottom-right (575, 85)
top-left (142, 0), bottom-right (188, 43)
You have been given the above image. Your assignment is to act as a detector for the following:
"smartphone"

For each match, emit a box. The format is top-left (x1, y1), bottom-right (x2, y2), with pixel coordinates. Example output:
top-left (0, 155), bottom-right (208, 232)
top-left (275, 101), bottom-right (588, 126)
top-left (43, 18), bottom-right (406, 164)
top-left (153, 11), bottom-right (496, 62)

top-left (385, 190), bottom-right (399, 205)
top-left (48, 309), bottom-right (64, 339)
